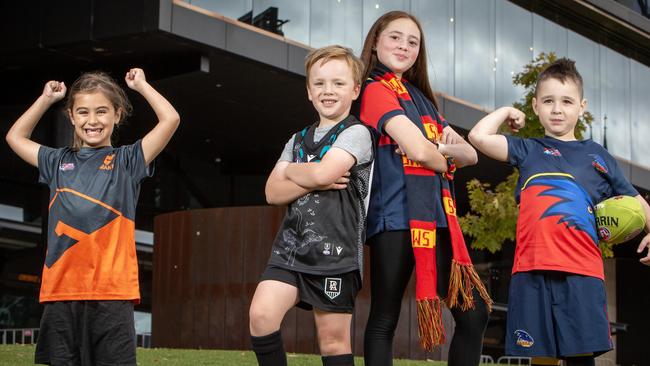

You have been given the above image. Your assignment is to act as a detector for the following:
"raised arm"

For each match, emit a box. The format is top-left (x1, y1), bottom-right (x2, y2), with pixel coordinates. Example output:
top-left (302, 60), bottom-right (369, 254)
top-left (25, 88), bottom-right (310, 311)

top-left (125, 68), bottom-right (180, 165)
top-left (438, 125), bottom-right (478, 168)
top-left (265, 161), bottom-right (349, 206)
top-left (635, 195), bottom-right (650, 265)
top-left (6, 81), bottom-right (66, 167)
top-left (468, 106), bottom-right (525, 162)
top-left (384, 115), bottom-right (448, 172)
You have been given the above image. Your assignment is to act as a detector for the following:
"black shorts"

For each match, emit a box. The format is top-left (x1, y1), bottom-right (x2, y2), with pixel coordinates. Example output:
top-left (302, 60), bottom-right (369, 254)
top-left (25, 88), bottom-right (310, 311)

top-left (35, 300), bottom-right (136, 366)
top-left (260, 265), bottom-right (361, 313)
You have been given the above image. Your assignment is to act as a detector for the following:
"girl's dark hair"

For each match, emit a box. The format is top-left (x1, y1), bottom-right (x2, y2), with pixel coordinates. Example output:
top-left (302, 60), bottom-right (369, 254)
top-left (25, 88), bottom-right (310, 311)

top-left (65, 72), bottom-right (132, 150)
top-left (535, 58), bottom-right (584, 98)
top-left (360, 11), bottom-right (439, 110)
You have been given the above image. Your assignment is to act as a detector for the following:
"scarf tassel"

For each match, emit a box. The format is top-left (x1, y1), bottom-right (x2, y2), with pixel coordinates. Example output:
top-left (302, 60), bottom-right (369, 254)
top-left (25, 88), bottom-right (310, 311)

top-left (416, 297), bottom-right (445, 351)
top-left (446, 259), bottom-right (493, 312)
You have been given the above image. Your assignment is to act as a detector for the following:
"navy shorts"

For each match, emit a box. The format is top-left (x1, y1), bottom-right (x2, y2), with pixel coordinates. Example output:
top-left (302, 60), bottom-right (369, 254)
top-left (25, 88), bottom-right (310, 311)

top-left (260, 265), bottom-right (361, 313)
top-left (505, 271), bottom-right (612, 358)
top-left (35, 300), bottom-right (136, 366)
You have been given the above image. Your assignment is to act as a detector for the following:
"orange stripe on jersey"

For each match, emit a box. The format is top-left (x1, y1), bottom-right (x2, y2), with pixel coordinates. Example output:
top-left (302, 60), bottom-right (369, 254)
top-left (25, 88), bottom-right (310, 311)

top-left (48, 191), bottom-right (59, 210)
top-left (53, 188), bottom-right (123, 216)
top-left (40, 215), bottom-right (140, 302)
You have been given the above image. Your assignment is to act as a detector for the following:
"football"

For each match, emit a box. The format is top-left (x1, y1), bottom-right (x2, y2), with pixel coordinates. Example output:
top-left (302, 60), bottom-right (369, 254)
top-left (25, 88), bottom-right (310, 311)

top-left (594, 195), bottom-right (646, 245)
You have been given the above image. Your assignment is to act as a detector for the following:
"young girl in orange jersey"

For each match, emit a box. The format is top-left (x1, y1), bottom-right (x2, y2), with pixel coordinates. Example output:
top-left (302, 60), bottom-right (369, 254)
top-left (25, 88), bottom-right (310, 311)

top-left (6, 68), bottom-right (180, 365)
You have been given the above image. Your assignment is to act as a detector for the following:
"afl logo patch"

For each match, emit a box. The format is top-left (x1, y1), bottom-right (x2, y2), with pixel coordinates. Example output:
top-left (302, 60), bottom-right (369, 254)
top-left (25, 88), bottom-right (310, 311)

top-left (598, 227), bottom-right (611, 241)
top-left (59, 163), bottom-right (75, 171)
top-left (514, 329), bottom-right (534, 348)
top-left (324, 278), bottom-right (342, 300)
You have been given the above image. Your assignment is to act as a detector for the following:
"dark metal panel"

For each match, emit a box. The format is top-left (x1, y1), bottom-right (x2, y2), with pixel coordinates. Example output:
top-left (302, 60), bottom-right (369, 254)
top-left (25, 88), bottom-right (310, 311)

top-left (631, 164), bottom-right (650, 191)
top-left (224, 207), bottom-right (246, 349)
top-left (0, 1), bottom-right (41, 50)
top-left (190, 211), bottom-right (211, 349)
top-left (439, 96), bottom-right (489, 132)
top-left (93, 0), bottom-right (146, 38)
top-left (225, 22), bottom-right (288, 70)
top-left (41, 0), bottom-right (92, 46)
top-left (207, 209), bottom-right (227, 348)
top-left (158, 0), bottom-right (173, 32)
top-left (178, 213), bottom-right (194, 348)
top-left (288, 43), bottom-right (309, 76)
top-left (171, 4), bottom-right (226, 49)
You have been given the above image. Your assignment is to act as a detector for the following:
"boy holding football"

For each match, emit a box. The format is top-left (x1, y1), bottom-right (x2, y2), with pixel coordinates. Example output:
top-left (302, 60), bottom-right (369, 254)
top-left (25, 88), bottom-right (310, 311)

top-left (469, 58), bottom-right (650, 366)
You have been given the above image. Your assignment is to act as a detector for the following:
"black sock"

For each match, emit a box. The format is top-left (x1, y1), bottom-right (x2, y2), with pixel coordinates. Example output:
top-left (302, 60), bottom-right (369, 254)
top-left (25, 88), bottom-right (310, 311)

top-left (251, 330), bottom-right (287, 366)
top-left (322, 354), bottom-right (354, 366)
top-left (565, 356), bottom-right (596, 366)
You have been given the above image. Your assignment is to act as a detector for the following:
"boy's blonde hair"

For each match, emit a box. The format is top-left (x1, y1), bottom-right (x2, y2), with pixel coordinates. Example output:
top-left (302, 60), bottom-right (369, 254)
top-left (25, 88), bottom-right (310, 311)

top-left (304, 45), bottom-right (364, 86)
top-left (535, 58), bottom-right (584, 98)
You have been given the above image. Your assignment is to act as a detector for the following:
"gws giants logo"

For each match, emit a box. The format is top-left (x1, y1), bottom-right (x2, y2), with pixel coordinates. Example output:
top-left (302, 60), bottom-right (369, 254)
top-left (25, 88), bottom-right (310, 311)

top-left (99, 154), bottom-right (115, 171)
top-left (324, 278), bottom-right (342, 299)
top-left (514, 329), bottom-right (534, 348)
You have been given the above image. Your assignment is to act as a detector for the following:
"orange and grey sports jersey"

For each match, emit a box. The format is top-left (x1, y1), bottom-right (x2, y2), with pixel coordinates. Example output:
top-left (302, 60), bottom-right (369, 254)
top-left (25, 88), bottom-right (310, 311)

top-left (37, 140), bottom-right (152, 303)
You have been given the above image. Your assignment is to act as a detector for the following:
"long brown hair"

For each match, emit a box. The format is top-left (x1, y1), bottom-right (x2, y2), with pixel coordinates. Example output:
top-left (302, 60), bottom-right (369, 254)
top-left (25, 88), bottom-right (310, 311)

top-left (360, 11), bottom-right (439, 110)
top-left (65, 72), bottom-right (132, 151)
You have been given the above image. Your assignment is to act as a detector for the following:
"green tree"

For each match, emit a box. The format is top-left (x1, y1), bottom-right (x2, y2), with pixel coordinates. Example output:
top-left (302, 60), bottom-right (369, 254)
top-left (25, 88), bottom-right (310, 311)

top-left (458, 53), bottom-right (610, 255)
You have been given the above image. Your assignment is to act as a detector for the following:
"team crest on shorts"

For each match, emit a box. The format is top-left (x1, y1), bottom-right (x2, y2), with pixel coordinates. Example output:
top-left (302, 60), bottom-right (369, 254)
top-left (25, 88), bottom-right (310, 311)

top-left (514, 329), bottom-right (534, 348)
top-left (324, 278), bottom-right (342, 299)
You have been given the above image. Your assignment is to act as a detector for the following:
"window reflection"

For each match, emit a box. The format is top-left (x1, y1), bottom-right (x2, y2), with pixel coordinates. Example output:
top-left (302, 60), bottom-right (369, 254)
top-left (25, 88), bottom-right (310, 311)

top-left (495, 0), bottom-right (532, 107)
top-left (601, 47), bottom-right (631, 159)
top-left (568, 31), bottom-right (601, 142)
top-left (631, 60), bottom-right (650, 167)
top-left (310, 0), bottom-right (363, 55)
top-left (455, 0), bottom-right (496, 109)
top-left (187, 0), bottom-right (650, 168)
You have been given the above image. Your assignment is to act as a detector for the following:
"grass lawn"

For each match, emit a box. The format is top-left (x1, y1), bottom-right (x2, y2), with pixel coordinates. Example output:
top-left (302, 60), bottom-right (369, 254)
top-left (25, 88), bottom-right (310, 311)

top-left (0, 345), bottom-right (447, 365)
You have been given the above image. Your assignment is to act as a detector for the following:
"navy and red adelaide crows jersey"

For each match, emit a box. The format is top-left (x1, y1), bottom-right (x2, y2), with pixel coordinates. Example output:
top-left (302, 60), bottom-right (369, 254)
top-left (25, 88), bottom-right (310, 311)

top-left (38, 141), bottom-right (152, 303)
top-left (507, 136), bottom-right (637, 279)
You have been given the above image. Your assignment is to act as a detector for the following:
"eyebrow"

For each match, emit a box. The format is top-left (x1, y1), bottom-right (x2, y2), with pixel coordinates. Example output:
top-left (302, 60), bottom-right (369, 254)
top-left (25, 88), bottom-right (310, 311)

top-left (75, 105), bottom-right (110, 111)
top-left (540, 95), bottom-right (576, 101)
top-left (387, 30), bottom-right (420, 40)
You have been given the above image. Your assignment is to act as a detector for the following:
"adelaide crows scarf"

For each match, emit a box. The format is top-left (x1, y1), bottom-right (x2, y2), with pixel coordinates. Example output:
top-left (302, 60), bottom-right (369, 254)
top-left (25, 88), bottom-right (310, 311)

top-left (370, 63), bottom-right (492, 350)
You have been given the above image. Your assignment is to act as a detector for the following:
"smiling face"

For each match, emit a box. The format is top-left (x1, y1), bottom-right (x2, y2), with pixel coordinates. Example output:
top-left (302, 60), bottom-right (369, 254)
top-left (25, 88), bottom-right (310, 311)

top-left (68, 91), bottom-right (121, 148)
top-left (375, 17), bottom-right (421, 78)
top-left (533, 77), bottom-right (587, 141)
top-left (307, 58), bottom-right (360, 126)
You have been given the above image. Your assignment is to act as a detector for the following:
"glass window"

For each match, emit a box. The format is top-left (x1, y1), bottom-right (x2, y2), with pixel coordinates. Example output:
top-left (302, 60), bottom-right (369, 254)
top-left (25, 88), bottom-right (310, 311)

top-left (532, 14), bottom-right (567, 58)
top-left (631, 60), bottom-right (650, 168)
top-left (600, 46), bottom-right (631, 159)
top-left (362, 0), bottom-right (409, 38)
top-left (412, 0), bottom-right (455, 96)
top-left (310, 0), bottom-right (363, 55)
top-left (253, 0), bottom-right (310, 44)
top-left (568, 30), bottom-right (601, 141)
top-left (455, 0), bottom-right (496, 109)
top-left (495, 0), bottom-right (532, 107)
top-left (187, 0), bottom-right (253, 20)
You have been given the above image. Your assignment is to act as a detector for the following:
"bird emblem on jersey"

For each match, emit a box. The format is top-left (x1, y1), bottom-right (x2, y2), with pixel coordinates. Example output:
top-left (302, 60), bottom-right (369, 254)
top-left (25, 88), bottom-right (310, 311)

top-left (589, 154), bottom-right (609, 174)
top-left (528, 176), bottom-right (598, 244)
top-left (514, 330), bottom-right (534, 348)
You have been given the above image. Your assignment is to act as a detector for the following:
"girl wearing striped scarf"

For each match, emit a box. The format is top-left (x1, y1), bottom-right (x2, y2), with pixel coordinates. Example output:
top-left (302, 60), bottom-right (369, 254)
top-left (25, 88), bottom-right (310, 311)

top-left (357, 11), bottom-right (493, 366)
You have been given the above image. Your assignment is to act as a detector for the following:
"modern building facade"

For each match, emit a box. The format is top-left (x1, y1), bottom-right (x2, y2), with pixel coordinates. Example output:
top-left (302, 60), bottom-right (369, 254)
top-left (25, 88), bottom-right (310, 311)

top-left (1, 0), bottom-right (649, 364)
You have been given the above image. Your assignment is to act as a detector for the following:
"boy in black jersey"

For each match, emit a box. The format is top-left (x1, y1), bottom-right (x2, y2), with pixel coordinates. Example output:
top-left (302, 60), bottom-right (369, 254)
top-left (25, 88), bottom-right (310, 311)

top-left (249, 45), bottom-right (373, 366)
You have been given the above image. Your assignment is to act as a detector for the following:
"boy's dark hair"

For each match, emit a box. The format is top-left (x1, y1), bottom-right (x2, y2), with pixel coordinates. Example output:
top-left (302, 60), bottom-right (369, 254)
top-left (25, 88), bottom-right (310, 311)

top-left (535, 58), bottom-right (584, 98)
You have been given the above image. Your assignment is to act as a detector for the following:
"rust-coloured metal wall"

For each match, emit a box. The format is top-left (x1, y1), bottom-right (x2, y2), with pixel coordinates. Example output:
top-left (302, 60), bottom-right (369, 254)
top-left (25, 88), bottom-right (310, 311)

top-left (152, 206), bottom-right (452, 359)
